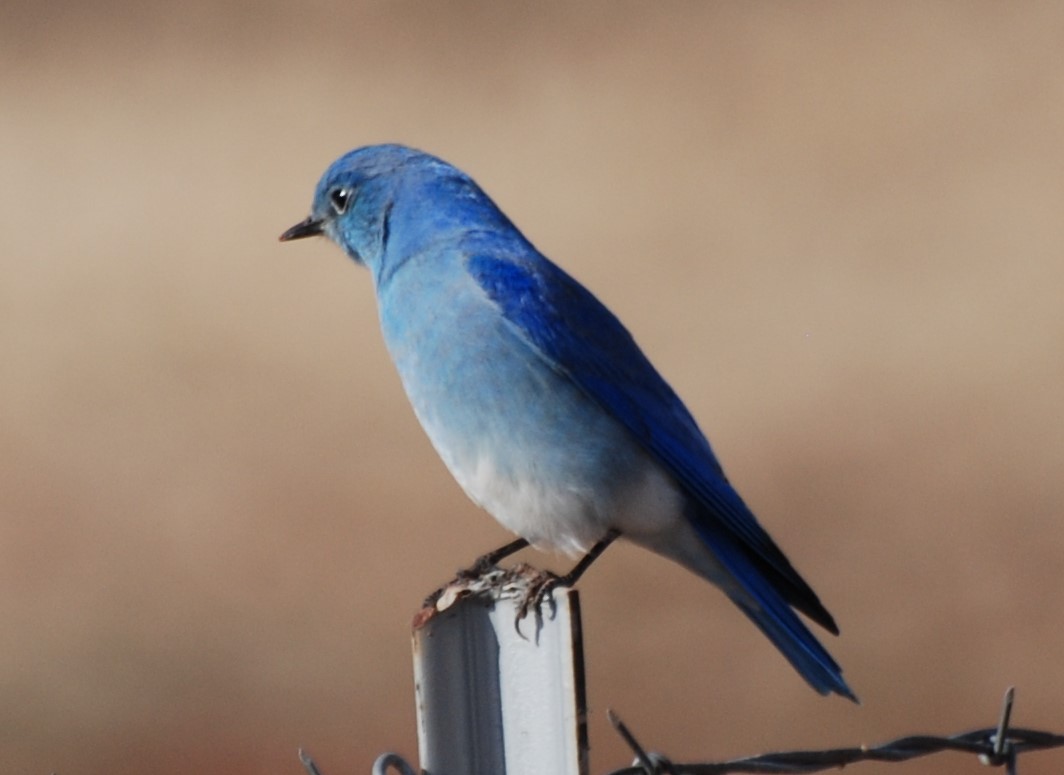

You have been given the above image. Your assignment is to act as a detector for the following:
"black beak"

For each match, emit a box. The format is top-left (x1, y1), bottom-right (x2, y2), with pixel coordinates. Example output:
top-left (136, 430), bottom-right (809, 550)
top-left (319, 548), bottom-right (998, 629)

top-left (279, 216), bottom-right (324, 242)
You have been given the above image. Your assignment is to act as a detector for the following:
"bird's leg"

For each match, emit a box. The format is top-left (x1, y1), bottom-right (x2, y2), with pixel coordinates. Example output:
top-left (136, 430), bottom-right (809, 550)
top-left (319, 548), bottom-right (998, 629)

top-left (465, 537), bottom-right (531, 578)
top-left (516, 529), bottom-right (621, 629)
top-left (422, 537), bottom-right (531, 610)
top-left (554, 528), bottom-right (621, 588)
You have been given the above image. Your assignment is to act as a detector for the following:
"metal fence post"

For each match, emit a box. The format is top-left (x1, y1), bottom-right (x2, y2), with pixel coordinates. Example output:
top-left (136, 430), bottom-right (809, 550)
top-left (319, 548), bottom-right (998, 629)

top-left (412, 573), bottom-right (588, 775)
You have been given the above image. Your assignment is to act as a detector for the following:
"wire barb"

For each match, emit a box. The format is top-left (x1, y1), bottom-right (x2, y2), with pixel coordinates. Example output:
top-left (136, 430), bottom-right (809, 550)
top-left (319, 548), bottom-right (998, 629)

top-left (981, 686), bottom-right (1017, 774)
top-left (298, 749), bottom-right (324, 775)
top-left (609, 709), bottom-right (676, 774)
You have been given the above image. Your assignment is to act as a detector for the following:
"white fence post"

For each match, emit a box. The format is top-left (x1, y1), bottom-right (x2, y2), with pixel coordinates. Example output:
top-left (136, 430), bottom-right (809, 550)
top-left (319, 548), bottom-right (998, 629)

top-left (412, 572), bottom-right (588, 775)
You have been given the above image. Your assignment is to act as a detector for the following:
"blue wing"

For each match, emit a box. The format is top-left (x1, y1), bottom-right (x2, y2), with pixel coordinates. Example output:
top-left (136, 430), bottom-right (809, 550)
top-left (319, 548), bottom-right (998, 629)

top-left (467, 248), bottom-right (855, 699)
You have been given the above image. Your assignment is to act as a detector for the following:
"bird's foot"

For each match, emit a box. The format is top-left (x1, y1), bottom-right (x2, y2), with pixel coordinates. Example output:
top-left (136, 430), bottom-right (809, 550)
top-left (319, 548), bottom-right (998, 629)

top-left (416, 565), bottom-right (535, 629)
top-left (416, 562), bottom-right (564, 635)
top-left (421, 537), bottom-right (531, 612)
top-left (421, 569), bottom-right (490, 611)
top-left (512, 529), bottom-right (620, 636)
top-left (514, 568), bottom-right (563, 639)
top-left (458, 553), bottom-right (502, 582)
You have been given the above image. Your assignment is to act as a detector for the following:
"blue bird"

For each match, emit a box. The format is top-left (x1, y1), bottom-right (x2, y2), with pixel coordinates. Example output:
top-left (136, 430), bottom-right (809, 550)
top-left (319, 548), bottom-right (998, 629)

top-left (281, 144), bottom-right (855, 701)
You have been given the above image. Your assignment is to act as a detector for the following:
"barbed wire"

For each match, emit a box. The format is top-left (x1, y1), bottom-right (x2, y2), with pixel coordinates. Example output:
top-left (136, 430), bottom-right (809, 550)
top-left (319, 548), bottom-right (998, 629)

top-left (300, 687), bottom-right (1064, 775)
top-left (603, 728), bottom-right (1062, 775)
top-left (605, 688), bottom-right (1064, 775)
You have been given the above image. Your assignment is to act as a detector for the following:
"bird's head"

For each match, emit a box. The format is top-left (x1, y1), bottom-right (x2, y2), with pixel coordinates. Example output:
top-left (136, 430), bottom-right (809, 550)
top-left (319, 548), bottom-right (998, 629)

top-left (279, 144), bottom-right (428, 267)
top-left (280, 144), bottom-right (508, 281)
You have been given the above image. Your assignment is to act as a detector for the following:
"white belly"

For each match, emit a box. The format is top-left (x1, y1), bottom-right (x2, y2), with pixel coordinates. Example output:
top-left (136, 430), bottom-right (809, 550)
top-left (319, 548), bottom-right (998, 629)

top-left (447, 441), bottom-right (688, 557)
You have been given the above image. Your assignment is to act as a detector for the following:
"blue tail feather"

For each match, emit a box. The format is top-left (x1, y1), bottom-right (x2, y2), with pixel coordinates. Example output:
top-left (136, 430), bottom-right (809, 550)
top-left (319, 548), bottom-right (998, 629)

top-left (690, 514), bottom-right (857, 701)
top-left (731, 581), bottom-right (857, 701)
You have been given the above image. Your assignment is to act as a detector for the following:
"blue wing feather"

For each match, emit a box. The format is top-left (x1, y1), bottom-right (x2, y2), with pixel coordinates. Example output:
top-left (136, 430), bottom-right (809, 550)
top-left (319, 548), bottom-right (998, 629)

top-left (469, 250), bottom-right (856, 699)
top-left (468, 250), bottom-right (838, 634)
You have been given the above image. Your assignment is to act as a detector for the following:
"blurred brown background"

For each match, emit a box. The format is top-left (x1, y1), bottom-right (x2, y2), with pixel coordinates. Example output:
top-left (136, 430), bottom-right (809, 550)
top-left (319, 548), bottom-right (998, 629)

top-left (2, 2), bottom-right (1063, 773)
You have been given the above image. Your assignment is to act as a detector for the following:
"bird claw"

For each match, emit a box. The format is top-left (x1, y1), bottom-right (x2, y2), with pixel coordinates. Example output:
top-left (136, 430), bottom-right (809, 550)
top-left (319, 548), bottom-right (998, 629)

top-left (414, 562), bottom-right (570, 638)
top-left (513, 570), bottom-right (561, 639)
top-left (464, 554), bottom-right (502, 580)
top-left (423, 546), bottom-right (514, 609)
top-left (422, 561), bottom-right (497, 612)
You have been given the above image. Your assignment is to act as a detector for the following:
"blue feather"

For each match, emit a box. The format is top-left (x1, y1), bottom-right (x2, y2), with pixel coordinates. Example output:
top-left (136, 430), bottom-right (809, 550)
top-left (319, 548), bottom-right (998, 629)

top-left (469, 250), bottom-right (854, 698)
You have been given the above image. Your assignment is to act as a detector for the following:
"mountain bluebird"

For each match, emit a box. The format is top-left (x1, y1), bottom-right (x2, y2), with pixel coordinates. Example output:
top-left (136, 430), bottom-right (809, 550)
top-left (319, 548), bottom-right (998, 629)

top-left (281, 144), bottom-right (855, 701)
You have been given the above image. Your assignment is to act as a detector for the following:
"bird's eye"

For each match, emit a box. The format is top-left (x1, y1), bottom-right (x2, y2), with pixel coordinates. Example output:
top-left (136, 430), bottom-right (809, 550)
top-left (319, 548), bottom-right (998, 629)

top-left (329, 187), bottom-right (352, 215)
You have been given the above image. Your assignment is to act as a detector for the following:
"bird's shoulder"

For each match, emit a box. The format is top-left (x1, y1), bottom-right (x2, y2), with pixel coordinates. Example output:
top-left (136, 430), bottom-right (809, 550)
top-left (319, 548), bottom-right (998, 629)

top-left (464, 247), bottom-right (718, 469)
top-left (464, 248), bottom-right (636, 367)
